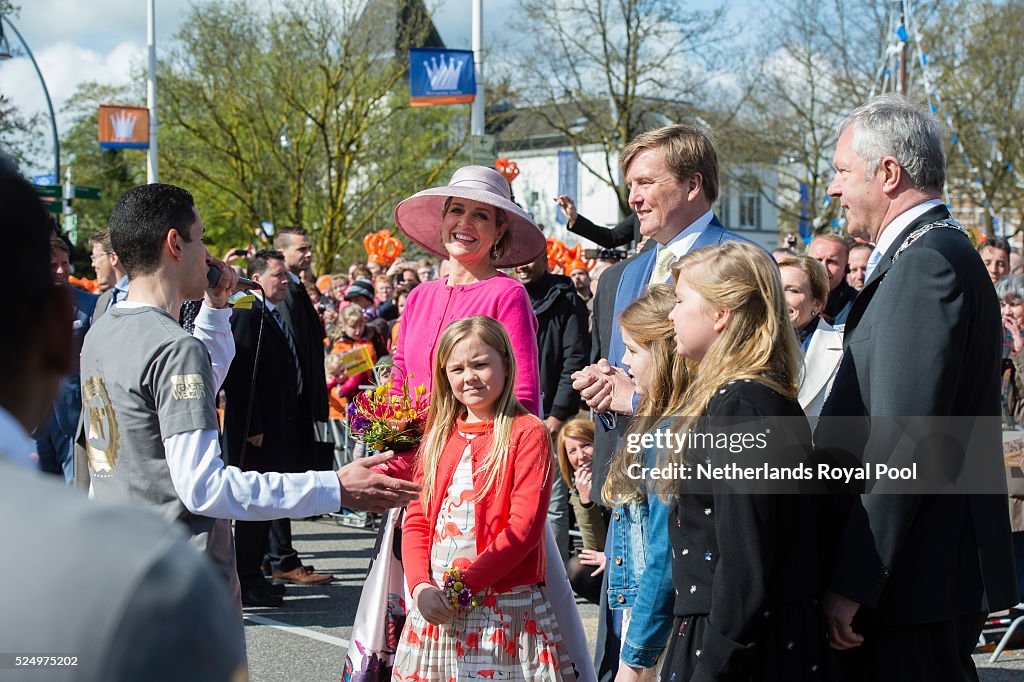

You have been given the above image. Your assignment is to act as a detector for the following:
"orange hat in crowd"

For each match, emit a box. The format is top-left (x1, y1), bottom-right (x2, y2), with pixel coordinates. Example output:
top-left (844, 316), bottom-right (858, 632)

top-left (68, 276), bottom-right (100, 292)
top-left (316, 275), bottom-right (333, 294)
top-left (364, 230), bottom-right (403, 266)
top-left (546, 238), bottom-right (594, 274)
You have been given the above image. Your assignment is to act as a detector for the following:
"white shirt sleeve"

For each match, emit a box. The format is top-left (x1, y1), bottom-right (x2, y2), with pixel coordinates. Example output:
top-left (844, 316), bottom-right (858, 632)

top-left (191, 303), bottom-right (235, 392)
top-left (163, 429), bottom-right (342, 520)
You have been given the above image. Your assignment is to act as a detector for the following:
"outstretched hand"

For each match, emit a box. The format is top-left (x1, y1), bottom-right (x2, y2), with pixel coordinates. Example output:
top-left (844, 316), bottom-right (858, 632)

top-left (336, 450), bottom-right (420, 513)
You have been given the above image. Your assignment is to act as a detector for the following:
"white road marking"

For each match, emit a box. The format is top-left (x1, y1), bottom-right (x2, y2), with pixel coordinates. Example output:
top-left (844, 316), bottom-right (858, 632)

top-left (243, 614), bottom-right (350, 648)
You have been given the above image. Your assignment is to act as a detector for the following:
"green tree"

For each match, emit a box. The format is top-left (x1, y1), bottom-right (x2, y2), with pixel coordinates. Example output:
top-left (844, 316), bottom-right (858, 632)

top-left (0, 93), bottom-right (42, 170)
top-left (0, 3), bottom-right (45, 171)
top-left (59, 81), bottom-right (146, 239)
top-left (925, 0), bottom-right (1024, 238)
top-left (717, 0), bottom-right (942, 237)
top-left (505, 0), bottom-right (728, 218)
top-left (158, 0), bottom-right (466, 271)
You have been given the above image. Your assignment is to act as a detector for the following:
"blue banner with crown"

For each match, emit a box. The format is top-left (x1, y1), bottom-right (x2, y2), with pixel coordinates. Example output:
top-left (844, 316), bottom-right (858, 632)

top-left (409, 48), bottom-right (476, 107)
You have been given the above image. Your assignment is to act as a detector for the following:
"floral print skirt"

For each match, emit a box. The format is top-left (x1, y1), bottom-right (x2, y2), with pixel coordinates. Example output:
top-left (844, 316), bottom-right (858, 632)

top-left (391, 586), bottom-right (577, 681)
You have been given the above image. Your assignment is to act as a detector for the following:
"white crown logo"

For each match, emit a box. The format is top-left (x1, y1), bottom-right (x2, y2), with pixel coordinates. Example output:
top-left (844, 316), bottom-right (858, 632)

top-left (424, 55), bottom-right (464, 91)
top-left (110, 110), bottom-right (138, 141)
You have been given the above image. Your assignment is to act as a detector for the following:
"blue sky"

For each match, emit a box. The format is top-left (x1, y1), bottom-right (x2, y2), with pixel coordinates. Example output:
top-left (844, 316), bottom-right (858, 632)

top-left (0, 1), bottom-right (521, 173)
top-left (0, 0), bottom-right (752, 174)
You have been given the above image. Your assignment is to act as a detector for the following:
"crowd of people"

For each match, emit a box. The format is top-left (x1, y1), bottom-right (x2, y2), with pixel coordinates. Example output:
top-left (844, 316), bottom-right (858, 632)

top-left (1, 92), bottom-right (1021, 682)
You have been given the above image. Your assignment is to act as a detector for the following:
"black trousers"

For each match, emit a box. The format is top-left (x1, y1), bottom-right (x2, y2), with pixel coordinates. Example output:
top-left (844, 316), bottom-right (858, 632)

top-left (234, 519), bottom-right (271, 588)
top-left (264, 518), bottom-right (301, 573)
top-left (834, 611), bottom-right (987, 682)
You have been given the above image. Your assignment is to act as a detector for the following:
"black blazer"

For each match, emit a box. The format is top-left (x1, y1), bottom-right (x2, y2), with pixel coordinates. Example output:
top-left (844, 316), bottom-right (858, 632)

top-left (814, 204), bottom-right (1017, 623)
top-left (568, 213), bottom-right (640, 249)
top-left (221, 300), bottom-right (302, 473)
top-left (278, 278), bottom-right (328, 420)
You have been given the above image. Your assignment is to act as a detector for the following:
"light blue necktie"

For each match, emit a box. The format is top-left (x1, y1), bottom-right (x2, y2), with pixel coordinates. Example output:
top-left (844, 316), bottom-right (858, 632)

top-left (864, 247), bottom-right (884, 281)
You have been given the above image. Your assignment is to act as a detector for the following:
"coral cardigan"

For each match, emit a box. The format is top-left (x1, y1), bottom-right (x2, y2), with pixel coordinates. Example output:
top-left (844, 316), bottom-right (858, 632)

top-left (402, 413), bottom-right (553, 596)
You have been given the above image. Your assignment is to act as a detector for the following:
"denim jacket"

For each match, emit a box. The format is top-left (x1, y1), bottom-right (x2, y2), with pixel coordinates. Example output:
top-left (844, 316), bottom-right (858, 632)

top-left (605, 434), bottom-right (675, 668)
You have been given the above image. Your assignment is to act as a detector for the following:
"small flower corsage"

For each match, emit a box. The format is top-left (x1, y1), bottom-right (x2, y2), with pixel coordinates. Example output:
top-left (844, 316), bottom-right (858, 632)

top-left (441, 567), bottom-right (478, 609)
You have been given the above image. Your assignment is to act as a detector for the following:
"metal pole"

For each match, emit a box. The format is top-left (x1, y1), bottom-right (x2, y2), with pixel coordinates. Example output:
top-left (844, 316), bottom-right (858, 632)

top-left (898, 1), bottom-right (908, 95)
top-left (1, 16), bottom-right (59, 180)
top-left (147, 0), bottom-right (159, 183)
top-left (470, 0), bottom-right (484, 137)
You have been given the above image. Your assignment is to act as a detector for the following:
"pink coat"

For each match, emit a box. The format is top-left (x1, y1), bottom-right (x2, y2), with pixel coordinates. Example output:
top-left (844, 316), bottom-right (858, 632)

top-left (391, 274), bottom-right (541, 415)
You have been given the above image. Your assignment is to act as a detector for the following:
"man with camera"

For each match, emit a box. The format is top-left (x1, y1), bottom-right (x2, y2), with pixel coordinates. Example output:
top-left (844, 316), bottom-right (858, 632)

top-left (81, 183), bottom-right (419, 614)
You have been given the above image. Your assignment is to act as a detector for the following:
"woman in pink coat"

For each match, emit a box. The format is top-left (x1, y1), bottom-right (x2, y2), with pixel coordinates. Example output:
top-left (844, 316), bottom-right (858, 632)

top-left (390, 165), bottom-right (544, 418)
top-left (343, 166), bottom-right (595, 681)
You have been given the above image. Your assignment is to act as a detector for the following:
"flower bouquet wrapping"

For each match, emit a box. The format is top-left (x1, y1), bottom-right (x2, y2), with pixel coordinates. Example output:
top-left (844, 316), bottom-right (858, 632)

top-left (346, 380), bottom-right (429, 453)
top-left (342, 379), bottom-right (427, 682)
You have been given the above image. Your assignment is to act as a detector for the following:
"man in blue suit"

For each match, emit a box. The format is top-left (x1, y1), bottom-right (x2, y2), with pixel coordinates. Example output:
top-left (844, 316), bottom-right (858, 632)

top-left (571, 123), bottom-right (755, 681)
top-left (36, 234), bottom-right (97, 483)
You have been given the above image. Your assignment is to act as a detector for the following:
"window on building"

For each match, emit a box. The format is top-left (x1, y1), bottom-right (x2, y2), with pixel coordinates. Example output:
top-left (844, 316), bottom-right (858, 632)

top-left (718, 192), bottom-right (731, 227)
top-left (738, 190), bottom-right (761, 230)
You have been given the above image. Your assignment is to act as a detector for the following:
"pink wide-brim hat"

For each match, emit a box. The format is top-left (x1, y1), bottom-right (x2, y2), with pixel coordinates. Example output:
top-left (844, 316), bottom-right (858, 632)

top-left (394, 165), bottom-right (546, 268)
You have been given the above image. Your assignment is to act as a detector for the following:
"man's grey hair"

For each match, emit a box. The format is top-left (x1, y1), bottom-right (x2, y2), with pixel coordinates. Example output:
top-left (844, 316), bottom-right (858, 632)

top-left (838, 94), bottom-right (945, 193)
top-left (996, 274), bottom-right (1024, 303)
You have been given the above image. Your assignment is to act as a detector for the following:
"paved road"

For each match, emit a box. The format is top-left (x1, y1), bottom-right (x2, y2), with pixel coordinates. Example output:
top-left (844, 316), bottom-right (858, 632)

top-left (244, 518), bottom-right (1024, 681)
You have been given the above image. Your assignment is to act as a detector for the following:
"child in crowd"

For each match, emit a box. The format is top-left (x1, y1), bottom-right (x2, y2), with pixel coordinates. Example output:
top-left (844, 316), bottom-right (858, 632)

top-left (392, 316), bottom-right (576, 681)
top-left (601, 283), bottom-right (690, 681)
top-left (326, 304), bottom-right (380, 491)
top-left (556, 418), bottom-right (608, 605)
top-left (661, 241), bottom-right (831, 681)
top-left (331, 303), bottom-right (388, 365)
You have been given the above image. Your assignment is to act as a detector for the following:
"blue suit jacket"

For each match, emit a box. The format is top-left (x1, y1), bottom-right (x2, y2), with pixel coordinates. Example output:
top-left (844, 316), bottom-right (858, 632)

top-left (606, 217), bottom-right (757, 372)
top-left (56, 287), bottom-right (97, 433)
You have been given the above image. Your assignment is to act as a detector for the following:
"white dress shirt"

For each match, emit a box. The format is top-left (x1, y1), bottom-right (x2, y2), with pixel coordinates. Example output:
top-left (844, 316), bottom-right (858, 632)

top-left (865, 199), bottom-right (943, 281)
top-left (658, 209), bottom-right (715, 262)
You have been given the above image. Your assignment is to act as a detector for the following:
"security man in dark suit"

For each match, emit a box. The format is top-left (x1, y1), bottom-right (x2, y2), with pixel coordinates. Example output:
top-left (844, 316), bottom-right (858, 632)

top-left (815, 94), bottom-right (1017, 681)
top-left (36, 234), bottom-right (97, 483)
top-left (222, 249), bottom-right (321, 606)
top-left (266, 226), bottom-right (335, 585)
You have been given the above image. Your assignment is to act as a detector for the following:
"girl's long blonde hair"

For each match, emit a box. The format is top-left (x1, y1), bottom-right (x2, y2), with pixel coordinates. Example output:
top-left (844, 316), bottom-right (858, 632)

top-left (660, 241), bottom-right (802, 487)
top-left (603, 284), bottom-right (692, 505)
top-left (416, 316), bottom-right (530, 507)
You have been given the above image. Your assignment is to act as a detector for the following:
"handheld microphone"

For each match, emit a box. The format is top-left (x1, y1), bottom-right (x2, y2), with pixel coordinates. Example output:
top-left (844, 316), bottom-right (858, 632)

top-left (207, 265), bottom-right (258, 290)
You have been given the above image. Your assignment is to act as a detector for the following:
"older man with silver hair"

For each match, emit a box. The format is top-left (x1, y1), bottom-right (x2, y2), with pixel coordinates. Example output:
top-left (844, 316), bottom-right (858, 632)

top-left (814, 94), bottom-right (1017, 681)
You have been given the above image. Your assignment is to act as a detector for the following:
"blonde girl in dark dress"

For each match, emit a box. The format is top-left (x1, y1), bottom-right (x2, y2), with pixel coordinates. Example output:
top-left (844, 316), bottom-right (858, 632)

top-left (659, 241), bottom-right (833, 682)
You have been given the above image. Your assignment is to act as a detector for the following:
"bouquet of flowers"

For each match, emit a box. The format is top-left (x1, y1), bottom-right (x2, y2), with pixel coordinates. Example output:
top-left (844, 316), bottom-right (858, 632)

top-left (347, 379), bottom-right (429, 452)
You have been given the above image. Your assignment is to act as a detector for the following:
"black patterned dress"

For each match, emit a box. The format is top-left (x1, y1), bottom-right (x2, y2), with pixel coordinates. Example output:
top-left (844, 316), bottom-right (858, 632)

top-left (659, 380), bottom-right (835, 682)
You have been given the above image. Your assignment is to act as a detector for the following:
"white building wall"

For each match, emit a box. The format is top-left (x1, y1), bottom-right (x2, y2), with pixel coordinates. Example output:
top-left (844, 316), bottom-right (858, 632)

top-left (500, 145), bottom-right (780, 250)
top-left (498, 145), bottom-right (622, 248)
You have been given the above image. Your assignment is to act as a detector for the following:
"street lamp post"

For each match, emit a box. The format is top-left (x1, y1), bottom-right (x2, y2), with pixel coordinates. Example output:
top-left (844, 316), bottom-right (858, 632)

top-left (0, 15), bottom-right (60, 181)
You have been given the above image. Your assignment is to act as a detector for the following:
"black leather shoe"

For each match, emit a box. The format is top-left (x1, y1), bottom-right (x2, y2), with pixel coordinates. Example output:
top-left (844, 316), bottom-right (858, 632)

top-left (241, 584), bottom-right (283, 607)
top-left (262, 579), bottom-right (286, 596)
